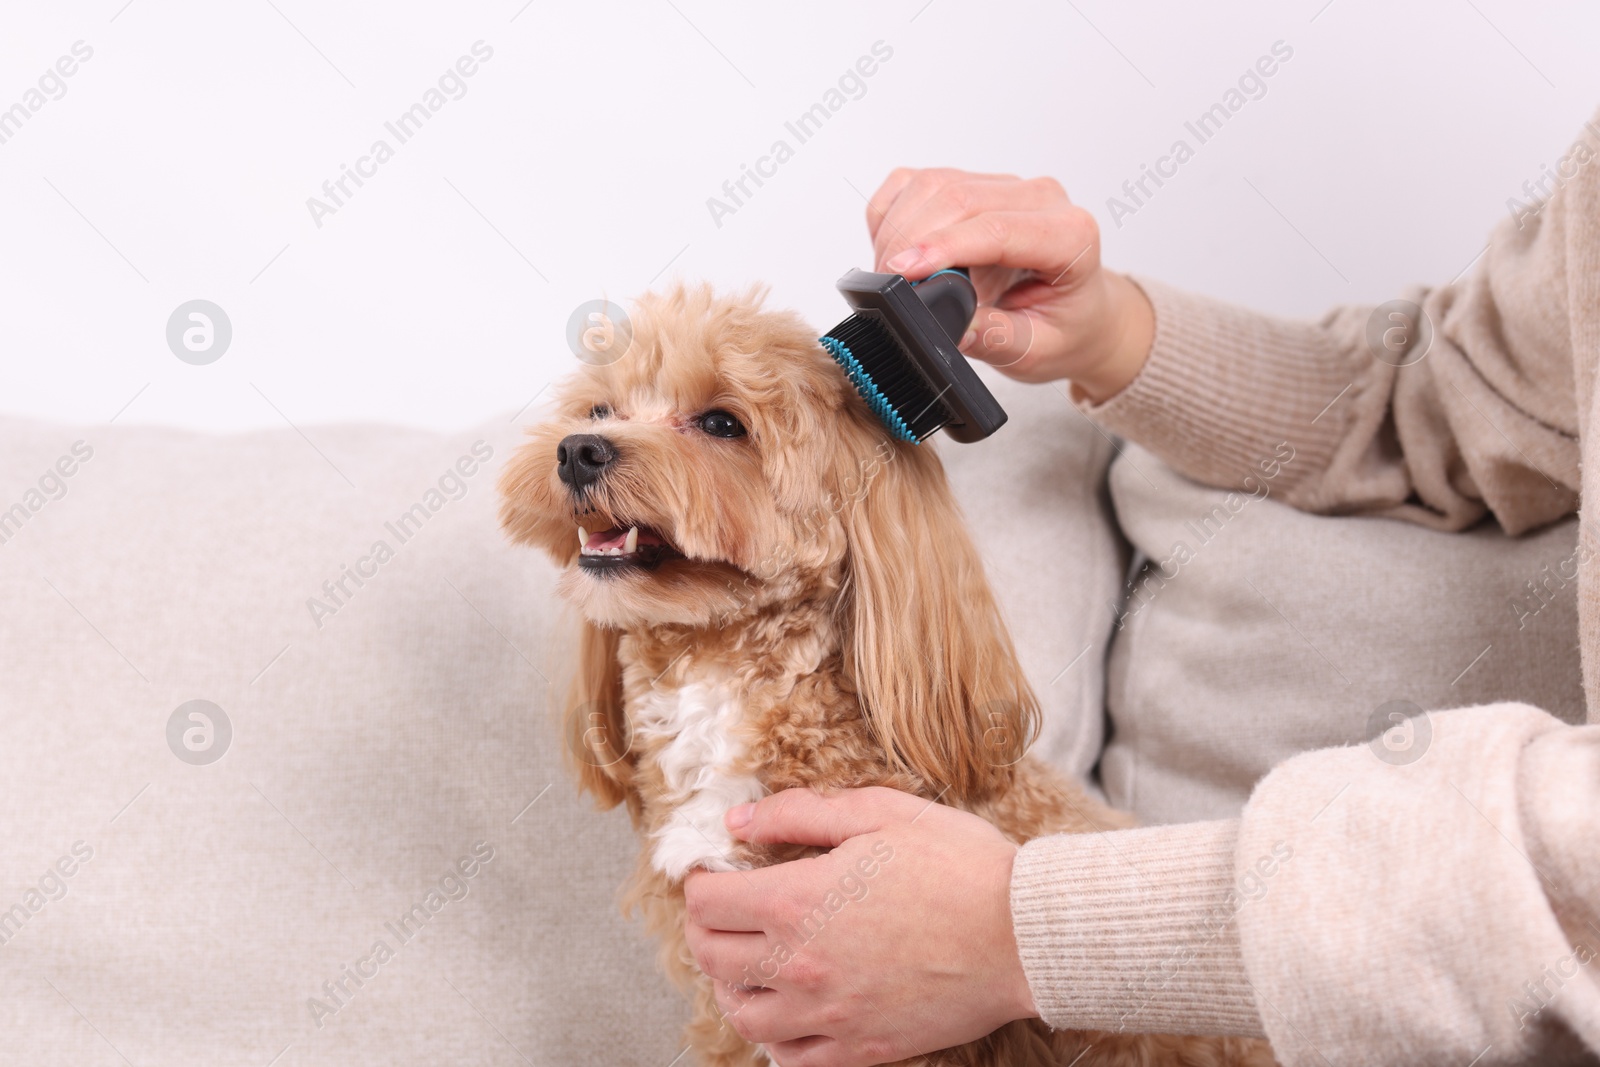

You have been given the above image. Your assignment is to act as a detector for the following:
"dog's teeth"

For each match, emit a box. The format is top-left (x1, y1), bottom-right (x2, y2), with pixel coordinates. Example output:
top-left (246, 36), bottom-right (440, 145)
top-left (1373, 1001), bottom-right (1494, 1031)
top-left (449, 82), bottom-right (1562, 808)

top-left (577, 525), bottom-right (589, 549)
top-left (624, 526), bottom-right (638, 554)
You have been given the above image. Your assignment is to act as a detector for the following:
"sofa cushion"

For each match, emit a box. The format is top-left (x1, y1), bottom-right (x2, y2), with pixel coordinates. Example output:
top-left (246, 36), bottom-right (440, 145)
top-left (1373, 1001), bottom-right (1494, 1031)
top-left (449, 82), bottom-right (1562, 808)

top-left (0, 369), bottom-right (1120, 1063)
top-left (0, 414), bottom-right (689, 1065)
top-left (1102, 442), bottom-right (1586, 825)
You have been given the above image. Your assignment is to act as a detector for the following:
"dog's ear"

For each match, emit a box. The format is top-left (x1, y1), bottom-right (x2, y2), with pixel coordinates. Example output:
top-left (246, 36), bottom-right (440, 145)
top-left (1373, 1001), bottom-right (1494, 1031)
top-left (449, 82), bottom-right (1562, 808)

top-left (836, 442), bottom-right (1040, 803)
top-left (564, 619), bottom-right (639, 818)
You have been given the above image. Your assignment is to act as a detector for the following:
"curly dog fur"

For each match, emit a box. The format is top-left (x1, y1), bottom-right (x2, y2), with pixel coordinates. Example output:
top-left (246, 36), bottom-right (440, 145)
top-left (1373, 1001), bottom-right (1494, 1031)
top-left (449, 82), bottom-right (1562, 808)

top-left (499, 286), bottom-right (1275, 1067)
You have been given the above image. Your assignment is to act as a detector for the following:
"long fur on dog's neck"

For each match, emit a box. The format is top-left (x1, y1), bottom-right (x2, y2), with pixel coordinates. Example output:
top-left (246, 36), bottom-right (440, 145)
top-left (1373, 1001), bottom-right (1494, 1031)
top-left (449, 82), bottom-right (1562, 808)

top-left (620, 592), bottom-right (844, 878)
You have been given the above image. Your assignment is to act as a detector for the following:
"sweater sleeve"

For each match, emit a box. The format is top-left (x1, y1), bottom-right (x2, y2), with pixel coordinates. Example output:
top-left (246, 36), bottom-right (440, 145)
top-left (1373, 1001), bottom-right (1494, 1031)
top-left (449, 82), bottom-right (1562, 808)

top-left (1009, 819), bottom-right (1266, 1038)
top-left (1234, 705), bottom-right (1600, 1066)
top-left (1012, 110), bottom-right (1600, 1061)
top-left (1011, 707), bottom-right (1600, 1065)
top-left (1082, 114), bottom-right (1599, 538)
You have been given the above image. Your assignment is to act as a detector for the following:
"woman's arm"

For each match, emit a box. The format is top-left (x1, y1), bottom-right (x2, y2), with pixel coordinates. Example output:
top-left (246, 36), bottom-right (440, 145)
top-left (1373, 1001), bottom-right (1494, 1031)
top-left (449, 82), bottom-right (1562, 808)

top-left (1082, 179), bottom-right (1584, 534)
top-left (870, 116), bottom-right (1597, 538)
top-left (1012, 707), bottom-right (1600, 1065)
top-left (1219, 705), bottom-right (1600, 1065)
top-left (689, 711), bottom-right (1600, 1066)
top-left (706, 116), bottom-right (1600, 1066)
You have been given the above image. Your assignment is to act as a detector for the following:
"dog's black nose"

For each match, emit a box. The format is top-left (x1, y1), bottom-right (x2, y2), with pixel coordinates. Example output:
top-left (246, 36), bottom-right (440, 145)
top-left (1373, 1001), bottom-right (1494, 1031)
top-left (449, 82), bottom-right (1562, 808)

top-left (556, 433), bottom-right (618, 490)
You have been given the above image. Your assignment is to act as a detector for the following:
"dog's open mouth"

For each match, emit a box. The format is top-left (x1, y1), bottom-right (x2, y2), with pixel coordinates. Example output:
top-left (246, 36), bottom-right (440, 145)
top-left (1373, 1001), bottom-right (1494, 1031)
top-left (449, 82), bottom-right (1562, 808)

top-left (576, 523), bottom-right (678, 572)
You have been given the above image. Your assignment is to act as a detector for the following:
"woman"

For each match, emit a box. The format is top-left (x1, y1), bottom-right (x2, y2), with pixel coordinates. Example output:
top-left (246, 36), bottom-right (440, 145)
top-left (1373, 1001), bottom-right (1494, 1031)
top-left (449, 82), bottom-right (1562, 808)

top-left (683, 111), bottom-right (1600, 1067)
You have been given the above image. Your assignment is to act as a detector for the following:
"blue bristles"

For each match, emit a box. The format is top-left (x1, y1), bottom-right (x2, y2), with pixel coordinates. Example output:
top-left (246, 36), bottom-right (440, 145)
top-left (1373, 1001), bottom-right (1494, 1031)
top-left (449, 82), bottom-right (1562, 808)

top-left (818, 335), bottom-right (919, 443)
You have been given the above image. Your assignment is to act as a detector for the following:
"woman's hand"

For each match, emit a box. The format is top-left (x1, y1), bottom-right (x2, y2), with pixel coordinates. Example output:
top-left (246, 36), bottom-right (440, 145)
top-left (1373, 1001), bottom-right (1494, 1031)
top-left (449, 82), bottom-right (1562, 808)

top-left (682, 786), bottom-right (1037, 1067)
top-left (865, 168), bottom-right (1154, 401)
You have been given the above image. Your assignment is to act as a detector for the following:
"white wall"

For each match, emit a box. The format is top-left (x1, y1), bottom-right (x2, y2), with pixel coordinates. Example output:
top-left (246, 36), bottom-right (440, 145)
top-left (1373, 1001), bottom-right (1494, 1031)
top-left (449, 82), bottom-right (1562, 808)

top-left (2, 0), bottom-right (1597, 432)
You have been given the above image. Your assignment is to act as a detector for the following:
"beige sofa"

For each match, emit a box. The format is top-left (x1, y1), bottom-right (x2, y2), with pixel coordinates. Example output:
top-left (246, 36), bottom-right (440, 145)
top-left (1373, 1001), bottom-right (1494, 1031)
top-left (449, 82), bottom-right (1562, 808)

top-left (0, 365), bottom-right (1578, 1064)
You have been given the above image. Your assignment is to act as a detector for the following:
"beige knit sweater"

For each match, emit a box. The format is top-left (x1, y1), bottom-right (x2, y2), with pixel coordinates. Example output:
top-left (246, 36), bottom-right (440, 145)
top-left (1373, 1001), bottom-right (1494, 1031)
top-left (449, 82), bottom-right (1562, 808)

top-left (1010, 110), bottom-right (1600, 1065)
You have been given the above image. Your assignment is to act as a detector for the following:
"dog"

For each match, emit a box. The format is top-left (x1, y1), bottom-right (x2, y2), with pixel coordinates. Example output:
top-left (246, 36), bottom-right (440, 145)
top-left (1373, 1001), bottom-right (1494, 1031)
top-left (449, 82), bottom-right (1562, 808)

top-left (499, 286), bottom-right (1276, 1067)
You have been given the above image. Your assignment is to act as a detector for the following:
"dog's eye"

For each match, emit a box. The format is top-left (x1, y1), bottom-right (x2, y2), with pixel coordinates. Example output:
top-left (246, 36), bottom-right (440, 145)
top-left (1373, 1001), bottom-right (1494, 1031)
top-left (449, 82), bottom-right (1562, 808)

top-left (588, 404), bottom-right (611, 420)
top-left (697, 410), bottom-right (746, 439)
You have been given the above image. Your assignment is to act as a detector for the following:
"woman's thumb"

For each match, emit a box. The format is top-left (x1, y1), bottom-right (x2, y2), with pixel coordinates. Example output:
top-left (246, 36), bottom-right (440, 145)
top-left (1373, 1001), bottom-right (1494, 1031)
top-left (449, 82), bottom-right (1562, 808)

top-left (725, 787), bottom-right (915, 846)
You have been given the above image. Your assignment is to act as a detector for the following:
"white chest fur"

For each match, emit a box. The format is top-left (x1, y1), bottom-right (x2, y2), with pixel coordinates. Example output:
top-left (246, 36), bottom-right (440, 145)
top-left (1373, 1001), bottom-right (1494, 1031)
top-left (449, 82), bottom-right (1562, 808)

top-left (631, 675), bottom-right (764, 880)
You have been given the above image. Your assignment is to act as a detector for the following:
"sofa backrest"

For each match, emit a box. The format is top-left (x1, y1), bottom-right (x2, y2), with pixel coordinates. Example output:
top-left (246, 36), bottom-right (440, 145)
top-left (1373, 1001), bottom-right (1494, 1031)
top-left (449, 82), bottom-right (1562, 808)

top-left (1102, 442), bottom-right (1584, 825)
top-left (0, 368), bottom-right (1123, 1064)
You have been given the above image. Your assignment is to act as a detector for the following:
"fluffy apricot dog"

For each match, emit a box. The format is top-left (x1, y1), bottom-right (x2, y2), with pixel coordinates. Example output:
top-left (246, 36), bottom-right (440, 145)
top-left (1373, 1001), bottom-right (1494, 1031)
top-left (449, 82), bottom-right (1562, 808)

top-left (499, 286), bottom-right (1274, 1067)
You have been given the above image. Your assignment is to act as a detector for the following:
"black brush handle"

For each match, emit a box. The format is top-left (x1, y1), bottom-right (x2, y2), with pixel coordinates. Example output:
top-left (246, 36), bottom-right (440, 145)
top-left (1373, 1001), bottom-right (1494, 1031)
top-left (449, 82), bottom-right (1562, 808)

top-left (832, 266), bottom-right (1008, 442)
top-left (911, 268), bottom-right (977, 344)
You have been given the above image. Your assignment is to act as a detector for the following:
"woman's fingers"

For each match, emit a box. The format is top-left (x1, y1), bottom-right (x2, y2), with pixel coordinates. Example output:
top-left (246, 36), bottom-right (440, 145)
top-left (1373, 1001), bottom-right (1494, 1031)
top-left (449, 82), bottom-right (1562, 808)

top-left (685, 790), bottom-right (1035, 1067)
top-left (729, 786), bottom-right (919, 847)
top-left (714, 983), bottom-right (820, 1047)
top-left (683, 865), bottom-right (783, 932)
top-left (684, 923), bottom-right (775, 985)
top-left (860, 167), bottom-right (1150, 389)
top-left (888, 207), bottom-right (1101, 285)
top-left (765, 1034), bottom-right (849, 1067)
top-left (872, 175), bottom-right (1070, 275)
top-left (865, 169), bottom-right (1021, 264)
top-left (864, 166), bottom-right (920, 244)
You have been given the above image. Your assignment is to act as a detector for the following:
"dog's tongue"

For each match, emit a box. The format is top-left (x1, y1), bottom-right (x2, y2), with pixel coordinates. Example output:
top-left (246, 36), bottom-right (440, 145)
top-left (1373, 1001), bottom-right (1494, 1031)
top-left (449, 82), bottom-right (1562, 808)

top-left (584, 526), bottom-right (665, 552)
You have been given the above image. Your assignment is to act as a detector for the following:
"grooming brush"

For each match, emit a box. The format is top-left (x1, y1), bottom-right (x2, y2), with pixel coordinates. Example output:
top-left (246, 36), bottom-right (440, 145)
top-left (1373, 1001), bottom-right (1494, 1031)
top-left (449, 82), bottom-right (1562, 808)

top-left (820, 267), bottom-right (1007, 443)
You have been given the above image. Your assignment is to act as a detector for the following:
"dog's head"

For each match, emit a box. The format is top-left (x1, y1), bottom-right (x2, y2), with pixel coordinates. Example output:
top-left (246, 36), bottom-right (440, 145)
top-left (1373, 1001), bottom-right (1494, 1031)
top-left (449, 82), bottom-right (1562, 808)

top-left (500, 285), bottom-right (1038, 808)
top-left (500, 285), bottom-right (875, 629)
